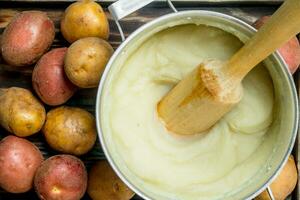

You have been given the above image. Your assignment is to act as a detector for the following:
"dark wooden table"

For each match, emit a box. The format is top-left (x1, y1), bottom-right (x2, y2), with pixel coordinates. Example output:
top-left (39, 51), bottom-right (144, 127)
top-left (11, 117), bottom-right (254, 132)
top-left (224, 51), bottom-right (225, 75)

top-left (1, 1), bottom-right (297, 199)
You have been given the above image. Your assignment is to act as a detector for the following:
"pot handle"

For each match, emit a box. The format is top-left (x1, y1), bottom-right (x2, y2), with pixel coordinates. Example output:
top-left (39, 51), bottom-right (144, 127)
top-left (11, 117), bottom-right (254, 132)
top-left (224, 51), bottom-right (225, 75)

top-left (267, 186), bottom-right (275, 200)
top-left (108, 0), bottom-right (177, 41)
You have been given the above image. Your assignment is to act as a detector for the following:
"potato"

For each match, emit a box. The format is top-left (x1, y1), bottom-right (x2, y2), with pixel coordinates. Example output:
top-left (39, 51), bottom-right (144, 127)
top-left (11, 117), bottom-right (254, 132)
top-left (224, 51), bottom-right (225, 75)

top-left (0, 136), bottom-right (43, 193)
top-left (61, 0), bottom-right (109, 43)
top-left (65, 37), bottom-right (114, 88)
top-left (0, 35), bottom-right (2, 62)
top-left (255, 155), bottom-right (298, 200)
top-left (88, 161), bottom-right (135, 200)
top-left (253, 16), bottom-right (300, 73)
top-left (0, 87), bottom-right (46, 137)
top-left (34, 155), bottom-right (87, 200)
top-left (43, 106), bottom-right (97, 155)
top-left (1, 11), bottom-right (55, 67)
top-left (32, 48), bottom-right (77, 106)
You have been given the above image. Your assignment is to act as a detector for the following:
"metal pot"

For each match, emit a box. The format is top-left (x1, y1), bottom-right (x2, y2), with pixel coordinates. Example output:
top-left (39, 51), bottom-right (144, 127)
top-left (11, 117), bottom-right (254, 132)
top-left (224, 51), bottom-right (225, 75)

top-left (96, 1), bottom-right (299, 199)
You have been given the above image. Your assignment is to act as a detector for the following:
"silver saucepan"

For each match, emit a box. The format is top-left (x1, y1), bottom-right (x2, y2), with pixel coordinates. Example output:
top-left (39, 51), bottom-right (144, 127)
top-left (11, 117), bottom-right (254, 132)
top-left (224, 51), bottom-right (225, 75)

top-left (96, 1), bottom-right (299, 199)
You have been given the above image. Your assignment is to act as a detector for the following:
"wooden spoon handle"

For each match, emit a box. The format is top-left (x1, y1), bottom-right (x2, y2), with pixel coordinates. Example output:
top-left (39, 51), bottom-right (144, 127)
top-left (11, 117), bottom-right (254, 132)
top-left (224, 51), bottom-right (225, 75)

top-left (224, 0), bottom-right (300, 81)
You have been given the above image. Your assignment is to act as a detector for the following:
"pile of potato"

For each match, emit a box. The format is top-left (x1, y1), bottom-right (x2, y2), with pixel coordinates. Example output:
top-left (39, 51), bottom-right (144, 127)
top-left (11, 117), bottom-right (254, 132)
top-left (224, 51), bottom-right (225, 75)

top-left (0, 0), bottom-right (133, 200)
top-left (0, 1), bottom-right (299, 200)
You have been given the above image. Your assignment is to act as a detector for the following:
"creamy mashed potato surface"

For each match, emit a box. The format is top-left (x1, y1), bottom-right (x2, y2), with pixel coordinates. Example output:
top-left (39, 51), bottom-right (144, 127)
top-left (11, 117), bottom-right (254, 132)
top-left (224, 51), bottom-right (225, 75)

top-left (105, 24), bottom-right (274, 199)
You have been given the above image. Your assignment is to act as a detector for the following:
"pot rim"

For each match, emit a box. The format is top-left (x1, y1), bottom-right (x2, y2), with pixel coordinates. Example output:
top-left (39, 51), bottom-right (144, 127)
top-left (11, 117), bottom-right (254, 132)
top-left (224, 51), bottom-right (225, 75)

top-left (96, 10), bottom-right (299, 200)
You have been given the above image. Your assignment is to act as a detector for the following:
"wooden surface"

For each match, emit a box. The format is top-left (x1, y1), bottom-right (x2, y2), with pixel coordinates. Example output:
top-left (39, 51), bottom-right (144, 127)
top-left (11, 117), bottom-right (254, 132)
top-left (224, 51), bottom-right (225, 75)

top-left (0, 0), bottom-right (284, 3)
top-left (0, 1), bottom-right (297, 200)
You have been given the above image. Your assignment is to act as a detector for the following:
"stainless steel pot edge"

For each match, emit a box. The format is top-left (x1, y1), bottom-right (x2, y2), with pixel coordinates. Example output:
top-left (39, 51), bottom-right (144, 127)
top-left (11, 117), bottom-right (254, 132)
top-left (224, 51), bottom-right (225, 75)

top-left (95, 10), bottom-right (299, 200)
top-left (247, 44), bottom-right (299, 200)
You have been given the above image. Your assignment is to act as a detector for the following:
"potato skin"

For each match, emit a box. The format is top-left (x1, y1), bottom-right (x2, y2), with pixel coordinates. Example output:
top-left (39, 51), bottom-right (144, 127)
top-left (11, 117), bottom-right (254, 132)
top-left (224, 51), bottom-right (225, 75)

top-left (0, 136), bottom-right (43, 193)
top-left (1, 11), bottom-right (55, 67)
top-left (32, 48), bottom-right (77, 106)
top-left (65, 37), bottom-right (114, 88)
top-left (88, 161), bottom-right (135, 200)
top-left (253, 16), bottom-right (300, 74)
top-left (61, 0), bottom-right (109, 43)
top-left (255, 155), bottom-right (298, 200)
top-left (0, 87), bottom-right (46, 137)
top-left (43, 106), bottom-right (97, 155)
top-left (34, 155), bottom-right (87, 200)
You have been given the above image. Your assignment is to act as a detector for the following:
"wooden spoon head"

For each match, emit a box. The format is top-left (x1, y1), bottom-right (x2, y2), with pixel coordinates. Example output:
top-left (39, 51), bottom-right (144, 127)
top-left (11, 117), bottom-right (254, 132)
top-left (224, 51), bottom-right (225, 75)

top-left (157, 60), bottom-right (242, 135)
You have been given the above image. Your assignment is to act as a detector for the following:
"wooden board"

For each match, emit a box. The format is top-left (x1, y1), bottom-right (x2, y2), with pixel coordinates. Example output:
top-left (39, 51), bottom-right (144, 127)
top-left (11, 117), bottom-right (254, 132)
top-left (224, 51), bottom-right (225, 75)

top-left (0, 1), bottom-right (298, 200)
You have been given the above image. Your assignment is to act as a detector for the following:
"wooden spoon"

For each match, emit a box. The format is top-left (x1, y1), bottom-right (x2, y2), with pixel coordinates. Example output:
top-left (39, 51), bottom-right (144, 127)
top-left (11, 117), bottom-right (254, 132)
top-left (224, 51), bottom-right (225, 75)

top-left (157, 0), bottom-right (300, 135)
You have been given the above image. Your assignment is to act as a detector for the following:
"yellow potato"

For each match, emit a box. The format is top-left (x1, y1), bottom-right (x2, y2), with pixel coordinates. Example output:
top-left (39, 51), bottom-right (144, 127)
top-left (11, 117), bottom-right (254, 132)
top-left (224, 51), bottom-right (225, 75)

top-left (43, 106), bottom-right (97, 155)
top-left (255, 155), bottom-right (298, 200)
top-left (61, 0), bottom-right (109, 43)
top-left (0, 87), bottom-right (46, 137)
top-left (65, 37), bottom-right (114, 88)
top-left (88, 161), bottom-right (135, 200)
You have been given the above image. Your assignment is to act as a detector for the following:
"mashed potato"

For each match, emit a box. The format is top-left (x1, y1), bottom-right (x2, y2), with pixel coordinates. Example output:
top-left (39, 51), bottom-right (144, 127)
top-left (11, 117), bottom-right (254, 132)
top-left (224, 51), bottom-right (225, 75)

top-left (104, 24), bottom-right (274, 200)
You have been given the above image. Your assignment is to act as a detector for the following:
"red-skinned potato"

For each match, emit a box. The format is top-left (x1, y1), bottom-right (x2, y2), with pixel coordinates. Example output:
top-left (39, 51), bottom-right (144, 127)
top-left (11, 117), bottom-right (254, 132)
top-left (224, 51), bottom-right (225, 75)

top-left (32, 48), bottom-right (77, 106)
top-left (253, 16), bottom-right (300, 74)
top-left (1, 11), bottom-right (55, 67)
top-left (0, 136), bottom-right (43, 193)
top-left (34, 155), bottom-right (87, 200)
